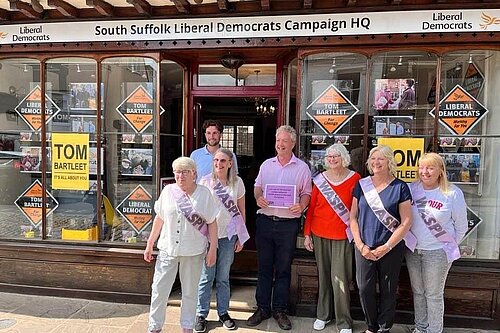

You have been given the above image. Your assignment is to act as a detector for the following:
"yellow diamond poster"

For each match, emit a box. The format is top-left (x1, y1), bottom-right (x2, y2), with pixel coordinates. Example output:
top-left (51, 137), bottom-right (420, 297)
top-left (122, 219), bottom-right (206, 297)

top-left (429, 84), bottom-right (488, 136)
top-left (306, 84), bottom-right (359, 136)
top-left (116, 185), bottom-right (153, 233)
top-left (14, 85), bottom-right (61, 132)
top-left (116, 85), bottom-right (154, 133)
top-left (15, 179), bottom-right (59, 227)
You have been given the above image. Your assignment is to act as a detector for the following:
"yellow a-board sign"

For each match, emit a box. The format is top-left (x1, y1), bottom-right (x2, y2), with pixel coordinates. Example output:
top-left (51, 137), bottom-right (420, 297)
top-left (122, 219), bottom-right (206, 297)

top-left (52, 133), bottom-right (90, 190)
top-left (378, 137), bottom-right (424, 182)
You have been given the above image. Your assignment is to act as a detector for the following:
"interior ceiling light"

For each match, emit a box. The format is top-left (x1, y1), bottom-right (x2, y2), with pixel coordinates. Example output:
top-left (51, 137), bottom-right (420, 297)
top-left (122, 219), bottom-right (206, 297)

top-left (390, 65), bottom-right (397, 72)
top-left (23, 64), bottom-right (28, 72)
top-left (455, 62), bottom-right (462, 71)
top-left (77, 64), bottom-right (81, 73)
top-left (328, 58), bottom-right (337, 74)
top-left (398, 56), bottom-right (403, 66)
top-left (468, 55), bottom-right (473, 64)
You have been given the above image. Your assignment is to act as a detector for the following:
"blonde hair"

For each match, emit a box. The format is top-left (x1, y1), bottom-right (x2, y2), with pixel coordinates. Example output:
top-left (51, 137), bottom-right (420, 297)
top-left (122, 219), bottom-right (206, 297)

top-left (366, 145), bottom-right (397, 176)
top-left (417, 152), bottom-right (451, 194)
top-left (211, 148), bottom-right (238, 188)
top-left (324, 143), bottom-right (351, 168)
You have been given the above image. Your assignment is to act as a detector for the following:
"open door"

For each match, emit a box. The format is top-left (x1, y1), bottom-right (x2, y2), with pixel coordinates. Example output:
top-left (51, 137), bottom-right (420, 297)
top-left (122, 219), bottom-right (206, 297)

top-left (193, 96), bottom-right (278, 276)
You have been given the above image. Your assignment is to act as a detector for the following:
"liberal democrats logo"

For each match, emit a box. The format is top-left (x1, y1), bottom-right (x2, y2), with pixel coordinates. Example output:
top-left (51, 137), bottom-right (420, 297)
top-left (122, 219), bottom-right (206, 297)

top-left (0, 32), bottom-right (8, 39)
top-left (480, 12), bottom-right (500, 30)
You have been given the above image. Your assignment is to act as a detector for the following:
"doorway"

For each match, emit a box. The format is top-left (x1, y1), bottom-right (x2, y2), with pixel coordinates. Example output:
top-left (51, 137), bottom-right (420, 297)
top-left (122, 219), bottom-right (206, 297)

top-left (192, 96), bottom-right (278, 274)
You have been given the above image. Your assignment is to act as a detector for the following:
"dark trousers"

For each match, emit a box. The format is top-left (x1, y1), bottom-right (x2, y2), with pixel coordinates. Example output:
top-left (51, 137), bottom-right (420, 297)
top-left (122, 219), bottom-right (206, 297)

top-left (255, 214), bottom-right (299, 313)
top-left (355, 241), bottom-right (405, 333)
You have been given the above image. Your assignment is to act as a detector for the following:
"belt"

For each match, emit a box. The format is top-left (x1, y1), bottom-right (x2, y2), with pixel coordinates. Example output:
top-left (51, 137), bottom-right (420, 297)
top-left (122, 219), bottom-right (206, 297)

top-left (261, 214), bottom-right (298, 222)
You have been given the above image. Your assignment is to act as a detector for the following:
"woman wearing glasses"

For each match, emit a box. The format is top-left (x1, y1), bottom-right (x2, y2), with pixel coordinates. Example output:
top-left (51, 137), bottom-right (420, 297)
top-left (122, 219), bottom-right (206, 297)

top-left (144, 157), bottom-right (219, 333)
top-left (195, 148), bottom-right (249, 332)
top-left (304, 143), bottom-right (361, 332)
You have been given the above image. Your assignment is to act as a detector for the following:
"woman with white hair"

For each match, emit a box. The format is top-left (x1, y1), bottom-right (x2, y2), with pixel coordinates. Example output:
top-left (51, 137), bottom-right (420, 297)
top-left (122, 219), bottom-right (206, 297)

top-left (406, 153), bottom-right (467, 333)
top-left (304, 143), bottom-right (361, 332)
top-left (350, 145), bottom-right (414, 333)
top-left (194, 148), bottom-right (249, 332)
top-left (144, 157), bottom-right (219, 333)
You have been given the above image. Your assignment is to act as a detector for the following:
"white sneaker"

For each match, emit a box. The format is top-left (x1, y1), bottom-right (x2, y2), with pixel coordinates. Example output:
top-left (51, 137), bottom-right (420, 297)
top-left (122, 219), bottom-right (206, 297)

top-left (313, 319), bottom-right (330, 331)
top-left (339, 329), bottom-right (353, 333)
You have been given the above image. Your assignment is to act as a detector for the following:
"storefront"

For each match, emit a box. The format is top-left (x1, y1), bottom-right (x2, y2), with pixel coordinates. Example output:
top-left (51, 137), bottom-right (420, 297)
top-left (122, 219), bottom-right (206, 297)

top-left (0, 1), bottom-right (498, 329)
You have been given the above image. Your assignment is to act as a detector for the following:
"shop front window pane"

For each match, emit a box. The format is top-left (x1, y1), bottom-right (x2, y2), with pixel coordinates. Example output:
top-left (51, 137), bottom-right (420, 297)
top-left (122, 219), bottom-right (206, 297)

top-left (198, 64), bottom-right (277, 87)
top-left (440, 50), bottom-right (500, 260)
top-left (159, 60), bottom-right (184, 181)
top-left (0, 58), bottom-right (42, 239)
top-left (370, 51), bottom-right (438, 143)
top-left (101, 57), bottom-right (158, 244)
top-left (299, 52), bottom-right (366, 176)
top-left (45, 57), bottom-right (98, 241)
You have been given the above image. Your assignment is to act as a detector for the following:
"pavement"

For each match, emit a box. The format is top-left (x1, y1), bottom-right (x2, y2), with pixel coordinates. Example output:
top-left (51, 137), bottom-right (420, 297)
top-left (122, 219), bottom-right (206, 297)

top-left (0, 285), bottom-right (498, 333)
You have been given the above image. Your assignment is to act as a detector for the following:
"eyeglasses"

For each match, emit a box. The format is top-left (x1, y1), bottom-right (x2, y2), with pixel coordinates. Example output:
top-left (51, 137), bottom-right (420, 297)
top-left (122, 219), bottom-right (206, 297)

top-left (173, 170), bottom-right (192, 176)
top-left (326, 154), bottom-right (341, 159)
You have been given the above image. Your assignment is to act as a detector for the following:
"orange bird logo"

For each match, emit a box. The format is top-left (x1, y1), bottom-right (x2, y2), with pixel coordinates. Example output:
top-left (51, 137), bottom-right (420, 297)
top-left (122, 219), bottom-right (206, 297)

top-left (480, 12), bottom-right (500, 30)
top-left (0, 32), bottom-right (8, 39)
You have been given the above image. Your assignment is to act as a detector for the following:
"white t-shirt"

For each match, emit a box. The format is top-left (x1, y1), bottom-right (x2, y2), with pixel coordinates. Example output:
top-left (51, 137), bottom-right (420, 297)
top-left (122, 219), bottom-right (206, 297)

top-left (200, 175), bottom-right (245, 239)
top-left (154, 184), bottom-right (218, 256)
top-left (410, 184), bottom-right (468, 250)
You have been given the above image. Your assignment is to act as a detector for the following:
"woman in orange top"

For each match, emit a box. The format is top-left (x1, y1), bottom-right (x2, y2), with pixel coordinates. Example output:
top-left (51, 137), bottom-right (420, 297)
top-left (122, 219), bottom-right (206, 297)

top-left (304, 143), bottom-right (361, 332)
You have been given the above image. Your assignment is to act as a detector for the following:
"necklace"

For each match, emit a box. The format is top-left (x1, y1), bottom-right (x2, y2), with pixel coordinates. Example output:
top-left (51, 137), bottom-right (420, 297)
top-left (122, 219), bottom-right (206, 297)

top-left (326, 168), bottom-right (349, 183)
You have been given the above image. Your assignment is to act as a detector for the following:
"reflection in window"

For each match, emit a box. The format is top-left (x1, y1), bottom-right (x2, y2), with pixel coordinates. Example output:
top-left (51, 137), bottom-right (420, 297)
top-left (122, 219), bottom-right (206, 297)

top-left (440, 50), bottom-right (500, 260)
top-left (198, 64), bottom-right (277, 87)
top-left (299, 52), bottom-right (366, 178)
top-left (0, 59), bottom-right (42, 240)
top-left (45, 57), bottom-right (99, 242)
top-left (102, 57), bottom-right (158, 244)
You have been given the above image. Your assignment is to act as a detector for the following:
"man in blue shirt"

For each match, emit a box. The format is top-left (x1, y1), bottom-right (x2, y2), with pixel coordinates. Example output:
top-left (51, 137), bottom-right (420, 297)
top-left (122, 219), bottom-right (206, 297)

top-left (190, 119), bottom-right (238, 182)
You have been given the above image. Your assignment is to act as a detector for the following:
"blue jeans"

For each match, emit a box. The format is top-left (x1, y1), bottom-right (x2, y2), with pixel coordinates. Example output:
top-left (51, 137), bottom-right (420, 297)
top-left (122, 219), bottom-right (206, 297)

top-left (405, 248), bottom-right (452, 333)
top-left (196, 236), bottom-right (237, 317)
top-left (255, 214), bottom-right (299, 313)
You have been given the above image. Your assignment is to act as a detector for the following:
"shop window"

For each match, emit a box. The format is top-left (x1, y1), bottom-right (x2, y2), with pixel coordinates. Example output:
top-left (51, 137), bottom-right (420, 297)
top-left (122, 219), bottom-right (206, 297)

top-left (44, 57), bottom-right (99, 242)
top-left (0, 58), bottom-right (42, 240)
top-left (197, 64), bottom-right (276, 87)
top-left (299, 52), bottom-right (367, 176)
top-left (221, 125), bottom-right (254, 156)
top-left (439, 50), bottom-right (500, 260)
top-left (159, 60), bottom-right (185, 184)
top-left (101, 57), bottom-right (158, 244)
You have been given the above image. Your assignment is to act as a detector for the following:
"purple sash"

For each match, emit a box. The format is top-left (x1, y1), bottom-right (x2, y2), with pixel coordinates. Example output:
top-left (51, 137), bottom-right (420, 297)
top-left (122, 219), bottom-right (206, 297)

top-left (410, 182), bottom-right (460, 262)
top-left (313, 172), bottom-right (353, 241)
top-left (170, 184), bottom-right (209, 237)
top-left (212, 180), bottom-right (250, 245)
top-left (359, 177), bottom-right (417, 251)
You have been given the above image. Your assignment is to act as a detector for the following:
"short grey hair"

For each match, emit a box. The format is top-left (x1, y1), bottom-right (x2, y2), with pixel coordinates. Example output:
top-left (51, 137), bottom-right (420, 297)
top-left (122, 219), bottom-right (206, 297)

top-left (172, 157), bottom-right (197, 172)
top-left (276, 125), bottom-right (297, 143)
top-left (366, 145), bottom-right (397, 176)
top-left (324, 143), bottom-right (351, 168)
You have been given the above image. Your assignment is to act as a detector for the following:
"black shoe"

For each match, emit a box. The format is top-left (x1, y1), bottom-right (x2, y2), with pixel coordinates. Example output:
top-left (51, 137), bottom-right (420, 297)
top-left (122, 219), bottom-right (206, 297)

top-left (273, 311), bottom-right (292, 330)
top-left (219, 313), bottom-right (236, 330)
top-left (246, 307), bottom-right (271, 327)
top-left (194, 315), bottom-right (207, 333)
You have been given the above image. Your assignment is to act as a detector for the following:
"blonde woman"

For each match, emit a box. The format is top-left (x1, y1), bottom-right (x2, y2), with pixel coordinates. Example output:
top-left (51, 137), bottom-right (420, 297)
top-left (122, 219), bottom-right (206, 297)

top-left (195, 148), bottom-right (248, 332)
top-left (406, 153), bottom-right (467, 333)
top-left (350, 145), bottom-right (413, 333)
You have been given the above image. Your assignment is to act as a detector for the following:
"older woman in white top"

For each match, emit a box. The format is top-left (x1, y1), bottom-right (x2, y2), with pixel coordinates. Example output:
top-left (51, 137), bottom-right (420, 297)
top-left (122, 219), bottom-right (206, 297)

top-left (144, 157), bottom-right (219, 333)
top-left (406, 153), bottom-right (467, 333)
top-left (195, 148), bottom-right (247, 332)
